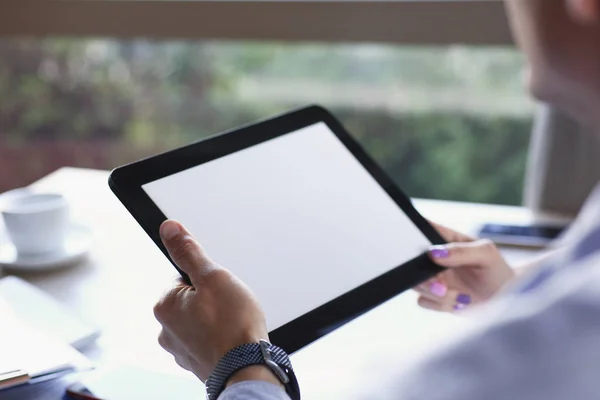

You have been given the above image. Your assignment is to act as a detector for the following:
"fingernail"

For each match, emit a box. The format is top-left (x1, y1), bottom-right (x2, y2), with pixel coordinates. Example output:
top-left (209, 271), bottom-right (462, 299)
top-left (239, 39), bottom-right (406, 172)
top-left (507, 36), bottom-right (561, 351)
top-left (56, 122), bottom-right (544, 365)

top-left (453, 303), bottom-right (467, 311)
top-left (429, 282), bottom-right (447, 297)
top-left (160, 221), bottom-right (181, 240)
top-left (429, 245), bottom-right (449, 259)
top-left (456, 293), bottom-right (472, 306)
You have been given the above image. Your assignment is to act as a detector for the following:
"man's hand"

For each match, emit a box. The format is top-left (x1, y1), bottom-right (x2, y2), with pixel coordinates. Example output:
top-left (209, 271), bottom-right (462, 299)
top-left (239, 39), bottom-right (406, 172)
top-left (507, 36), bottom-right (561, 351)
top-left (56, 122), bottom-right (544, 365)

top-left (153, 220), bottom-right (278, 386)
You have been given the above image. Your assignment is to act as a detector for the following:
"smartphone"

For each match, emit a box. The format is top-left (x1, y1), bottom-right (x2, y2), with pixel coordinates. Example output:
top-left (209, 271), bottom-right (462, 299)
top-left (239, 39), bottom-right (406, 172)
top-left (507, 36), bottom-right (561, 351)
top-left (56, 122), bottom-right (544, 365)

top-left (479, 223), bottom-right (568, 248)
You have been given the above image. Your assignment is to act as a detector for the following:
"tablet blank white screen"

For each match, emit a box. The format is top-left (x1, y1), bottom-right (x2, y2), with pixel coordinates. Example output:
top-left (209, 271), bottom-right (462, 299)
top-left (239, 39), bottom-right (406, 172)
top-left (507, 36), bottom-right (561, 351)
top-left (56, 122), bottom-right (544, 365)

top-left (143, 122), bottom-right (430, 331)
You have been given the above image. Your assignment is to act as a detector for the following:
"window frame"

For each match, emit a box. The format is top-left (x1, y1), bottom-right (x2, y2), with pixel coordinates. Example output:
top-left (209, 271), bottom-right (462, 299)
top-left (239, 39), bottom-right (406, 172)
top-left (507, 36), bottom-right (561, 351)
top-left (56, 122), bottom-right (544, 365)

top-left (0, 0), bottom-right (512, 45)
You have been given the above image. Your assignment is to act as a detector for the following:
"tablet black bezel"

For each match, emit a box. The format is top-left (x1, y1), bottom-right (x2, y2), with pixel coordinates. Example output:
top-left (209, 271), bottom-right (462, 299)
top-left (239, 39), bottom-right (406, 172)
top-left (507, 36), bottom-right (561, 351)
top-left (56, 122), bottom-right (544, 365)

top-left (109, 105), bottom-right (446, 354)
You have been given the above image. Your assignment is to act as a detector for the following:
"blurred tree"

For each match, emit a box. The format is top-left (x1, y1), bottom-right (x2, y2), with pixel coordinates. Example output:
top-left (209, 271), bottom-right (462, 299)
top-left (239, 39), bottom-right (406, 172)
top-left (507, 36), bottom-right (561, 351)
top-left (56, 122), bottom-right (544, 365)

top-left (336, 109), bottom-right (531, 205)
top-left (0, 39), bottom-right (531, 205)
top-left (0, 39), bottom-right (134, 142)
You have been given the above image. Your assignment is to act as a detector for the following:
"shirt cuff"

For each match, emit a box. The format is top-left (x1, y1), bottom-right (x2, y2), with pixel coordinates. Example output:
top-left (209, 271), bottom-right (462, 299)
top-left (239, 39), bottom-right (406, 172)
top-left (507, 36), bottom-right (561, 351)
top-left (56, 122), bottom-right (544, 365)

top-left (218, 380), bottom-right (291, 400)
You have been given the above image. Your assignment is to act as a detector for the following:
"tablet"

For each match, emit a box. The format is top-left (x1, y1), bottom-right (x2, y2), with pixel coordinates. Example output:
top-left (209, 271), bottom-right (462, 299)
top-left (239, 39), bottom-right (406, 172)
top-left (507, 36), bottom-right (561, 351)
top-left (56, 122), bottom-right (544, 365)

top-left (109, 105), bottom-right (445, 354)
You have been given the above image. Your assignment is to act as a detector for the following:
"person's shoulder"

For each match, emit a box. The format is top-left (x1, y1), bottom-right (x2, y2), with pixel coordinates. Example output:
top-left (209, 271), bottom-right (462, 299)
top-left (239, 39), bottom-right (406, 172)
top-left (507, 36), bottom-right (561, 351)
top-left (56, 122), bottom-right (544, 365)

top-left (557, 183), bottom-right (600, 249)
top-left (519, 250), bottom-right (600, 315)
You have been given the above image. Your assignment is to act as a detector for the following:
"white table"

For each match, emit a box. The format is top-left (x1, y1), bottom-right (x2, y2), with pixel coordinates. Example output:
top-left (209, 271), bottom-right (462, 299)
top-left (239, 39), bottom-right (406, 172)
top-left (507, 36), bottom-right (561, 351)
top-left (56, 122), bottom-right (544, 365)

top-left (0, 168), bottom-right (568, 399)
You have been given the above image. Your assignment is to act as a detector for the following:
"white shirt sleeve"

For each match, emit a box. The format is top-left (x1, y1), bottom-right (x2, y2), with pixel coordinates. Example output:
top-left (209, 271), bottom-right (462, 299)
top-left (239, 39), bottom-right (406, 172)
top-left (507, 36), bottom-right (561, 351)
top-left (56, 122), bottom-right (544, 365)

top-left (218, 381), bottom-right (290, 400)
top-left (376, 254), bottom-right (600, 400)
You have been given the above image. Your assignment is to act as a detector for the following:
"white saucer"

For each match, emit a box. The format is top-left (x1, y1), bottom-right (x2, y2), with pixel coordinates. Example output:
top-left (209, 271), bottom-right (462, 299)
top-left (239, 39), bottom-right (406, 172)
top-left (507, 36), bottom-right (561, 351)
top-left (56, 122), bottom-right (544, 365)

top-left (0, 222), bottom-right (93, 271)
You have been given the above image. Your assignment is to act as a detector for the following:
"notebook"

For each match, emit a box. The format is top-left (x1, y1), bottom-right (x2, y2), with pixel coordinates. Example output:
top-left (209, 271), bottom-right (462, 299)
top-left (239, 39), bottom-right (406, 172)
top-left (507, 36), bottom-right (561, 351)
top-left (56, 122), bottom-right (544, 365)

top-left (0, 305), bottom-right (92, 390)
top-left (0, 276), bottom-right (100, 350)
top-left (78, 366), bottom-right (205, 400)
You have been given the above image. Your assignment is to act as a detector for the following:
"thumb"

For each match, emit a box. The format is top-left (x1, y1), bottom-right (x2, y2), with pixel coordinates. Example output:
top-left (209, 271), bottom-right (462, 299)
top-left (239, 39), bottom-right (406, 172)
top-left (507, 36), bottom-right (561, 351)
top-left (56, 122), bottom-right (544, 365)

top-left (427, 239), bottom-right (501, 269)
top-left (160, 220), bottom-right (216, 286)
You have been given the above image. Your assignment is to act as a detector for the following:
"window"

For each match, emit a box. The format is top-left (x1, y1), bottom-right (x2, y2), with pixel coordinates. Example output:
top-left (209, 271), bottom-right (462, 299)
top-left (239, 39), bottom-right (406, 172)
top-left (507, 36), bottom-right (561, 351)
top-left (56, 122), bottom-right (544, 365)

top-left (1, 1), bottom-right (533, 205)
top-left (0, 38), bottom-right (533, 205)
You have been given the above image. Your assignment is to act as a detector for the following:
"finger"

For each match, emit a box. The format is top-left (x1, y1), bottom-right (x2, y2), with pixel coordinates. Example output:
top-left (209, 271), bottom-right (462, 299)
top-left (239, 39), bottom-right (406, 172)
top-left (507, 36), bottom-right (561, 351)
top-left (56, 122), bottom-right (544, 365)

top-left (453, 293), bottom-right (473, 312)
top-left (418, 273), bottom-right (445, 287)
top-left (414, 280), bottom-right (448, 301)
top-left (172, 277), bottom-right (189, 287)
top-left (417, 289), bottom-right (471, 313)
top-left (153, 280), bottom-right (192, 321)
top-left (427, 239), bottom-right (501, 269)
top-left (414, 287), bottom-right (442, 303)
top-left (413, 274), bottom-right (447, 292)
top-left (158, 329), bottom-right (175, 351)
top-left (417, 296), bottom-right (446, 312)
top-left (415, 284), bottom-right (454, 306)
top-left (158, 329), bottom-right (193, 371)
top-left (173, 356), bottom-right (190, 371)
top-left (160, 220), bottom-right (218, 286)
top-left (428, 221), bottom-right (474, 243)
top-left (419, 276), bottom-right (445, 288)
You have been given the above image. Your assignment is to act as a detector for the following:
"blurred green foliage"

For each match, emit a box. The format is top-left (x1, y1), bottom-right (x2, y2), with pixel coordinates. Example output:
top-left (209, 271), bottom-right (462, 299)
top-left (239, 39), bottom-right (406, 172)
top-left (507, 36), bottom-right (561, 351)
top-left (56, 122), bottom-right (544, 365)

top-left (0, 39), bottom-right (532, 205)
top-left (339, 110), bottom-right (531, 205)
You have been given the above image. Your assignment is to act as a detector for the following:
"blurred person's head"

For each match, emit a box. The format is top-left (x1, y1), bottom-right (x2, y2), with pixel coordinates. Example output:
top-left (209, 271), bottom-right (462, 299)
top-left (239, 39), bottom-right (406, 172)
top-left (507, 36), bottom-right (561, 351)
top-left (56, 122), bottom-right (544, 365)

top-left (505, 0), bottom-right (600, 127)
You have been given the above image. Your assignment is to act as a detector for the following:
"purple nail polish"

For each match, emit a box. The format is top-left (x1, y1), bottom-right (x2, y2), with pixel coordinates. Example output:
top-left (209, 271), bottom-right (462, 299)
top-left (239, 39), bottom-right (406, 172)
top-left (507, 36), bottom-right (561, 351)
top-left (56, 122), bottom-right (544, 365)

top-left (429, 246), bottom-right (449, 259)
top-left (429, 282), bottom-right (448, 297)
top-left (453, 303), bottom-right (467, 311)
top-left (456, 293), bottom-right (472, 305)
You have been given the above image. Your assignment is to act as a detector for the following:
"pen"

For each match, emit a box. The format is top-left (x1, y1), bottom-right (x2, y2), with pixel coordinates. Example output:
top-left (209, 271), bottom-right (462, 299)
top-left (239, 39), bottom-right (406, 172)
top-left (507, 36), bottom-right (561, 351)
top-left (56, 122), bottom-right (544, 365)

top-left (0, 369), bottom-right (30, 390)
top-left (28, 366), bottom-right (75, 385)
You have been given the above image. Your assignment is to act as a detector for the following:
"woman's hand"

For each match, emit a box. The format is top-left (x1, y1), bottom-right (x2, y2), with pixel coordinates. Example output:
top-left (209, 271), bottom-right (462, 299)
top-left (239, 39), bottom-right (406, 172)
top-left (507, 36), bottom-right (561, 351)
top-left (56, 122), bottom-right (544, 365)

top-left (414, 223), bottom-right (516, 312)
top-left (153, 220), bottom-right (280, 388)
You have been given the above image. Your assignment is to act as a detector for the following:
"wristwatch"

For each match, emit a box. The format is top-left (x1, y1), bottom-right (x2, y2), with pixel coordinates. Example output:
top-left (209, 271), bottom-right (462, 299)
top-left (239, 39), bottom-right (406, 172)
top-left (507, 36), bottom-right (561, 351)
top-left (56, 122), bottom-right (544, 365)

top-left (206, 340), bottom-right (300, 400)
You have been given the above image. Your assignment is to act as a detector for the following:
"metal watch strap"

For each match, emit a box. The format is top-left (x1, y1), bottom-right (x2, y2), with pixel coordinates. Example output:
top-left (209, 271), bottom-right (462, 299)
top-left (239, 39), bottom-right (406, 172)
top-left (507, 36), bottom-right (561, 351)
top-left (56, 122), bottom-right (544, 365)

top-left (206, 340), bottom-right (300, 400)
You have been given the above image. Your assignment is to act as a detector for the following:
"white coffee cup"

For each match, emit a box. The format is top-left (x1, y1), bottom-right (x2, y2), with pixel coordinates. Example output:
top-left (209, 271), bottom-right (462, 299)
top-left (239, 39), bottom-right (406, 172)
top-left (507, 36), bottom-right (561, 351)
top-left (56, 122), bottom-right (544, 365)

top-left (1, 193), bottom-right (70, 255)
